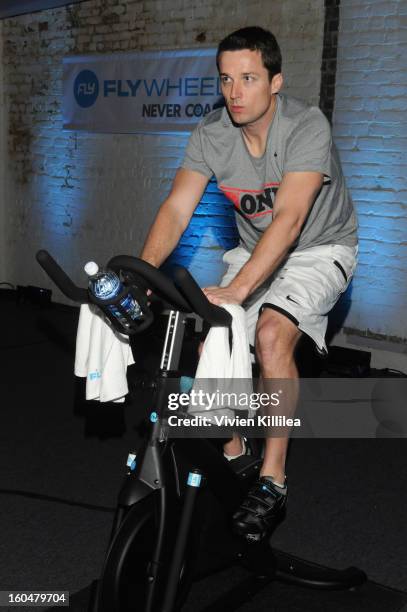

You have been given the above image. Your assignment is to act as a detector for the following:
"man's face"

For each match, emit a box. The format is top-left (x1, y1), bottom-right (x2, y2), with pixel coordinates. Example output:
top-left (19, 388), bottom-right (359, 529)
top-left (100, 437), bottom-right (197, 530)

top-left (218, 49), bottom-right (281, 126)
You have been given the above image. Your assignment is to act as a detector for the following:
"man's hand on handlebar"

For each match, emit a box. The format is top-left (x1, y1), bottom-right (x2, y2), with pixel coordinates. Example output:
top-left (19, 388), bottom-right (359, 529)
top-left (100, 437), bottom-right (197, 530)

top-left (202, 284), bottom-right (246, 306)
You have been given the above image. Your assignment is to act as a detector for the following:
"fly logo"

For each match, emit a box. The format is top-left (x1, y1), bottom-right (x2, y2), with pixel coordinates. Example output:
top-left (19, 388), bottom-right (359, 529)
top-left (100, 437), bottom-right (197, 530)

top-left (89, 370), bottom-right (102, 381)
top-left (220, 183), bottom-right (279, 219)
top-left (78, 82), bottom-right (96, 96)
top-left (74, 70), bottom-right (99, 108)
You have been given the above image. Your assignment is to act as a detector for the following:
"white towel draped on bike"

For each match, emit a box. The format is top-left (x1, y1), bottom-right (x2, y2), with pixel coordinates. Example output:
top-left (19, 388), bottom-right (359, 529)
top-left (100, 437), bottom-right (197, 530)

top-left (74, 304), bottom-right (135, 403)
top-left (189, 303), bottom-right (253, 419)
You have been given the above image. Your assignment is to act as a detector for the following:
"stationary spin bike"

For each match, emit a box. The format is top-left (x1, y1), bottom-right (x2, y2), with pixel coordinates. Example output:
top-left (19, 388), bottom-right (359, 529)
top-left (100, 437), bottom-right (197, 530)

top-left (36, 250), bottom-right (366, 612)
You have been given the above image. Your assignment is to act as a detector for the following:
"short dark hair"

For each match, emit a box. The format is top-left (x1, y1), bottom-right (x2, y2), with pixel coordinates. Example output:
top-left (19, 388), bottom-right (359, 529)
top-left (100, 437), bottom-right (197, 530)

top-left (216, 26), bottom-right (282, 81)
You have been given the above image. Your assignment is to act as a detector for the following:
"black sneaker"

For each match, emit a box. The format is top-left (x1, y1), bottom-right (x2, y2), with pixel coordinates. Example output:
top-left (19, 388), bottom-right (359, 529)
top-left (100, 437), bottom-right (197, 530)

top-left (233, 476), bottom-right (287, 542)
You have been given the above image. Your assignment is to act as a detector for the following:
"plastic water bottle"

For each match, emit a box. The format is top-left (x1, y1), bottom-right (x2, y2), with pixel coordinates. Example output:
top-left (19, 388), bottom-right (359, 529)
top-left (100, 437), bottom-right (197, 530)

top-left (84, 261), bottom-right (142, 328)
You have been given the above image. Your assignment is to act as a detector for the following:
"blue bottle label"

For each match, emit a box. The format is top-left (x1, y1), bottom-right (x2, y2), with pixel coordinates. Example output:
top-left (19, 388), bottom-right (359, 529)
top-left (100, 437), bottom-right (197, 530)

top-left (187, 472), bottom-right (202, 488)
top-left (93, 272), bottom-right (121, 300)
top-left (126, 452), bottom-right (137, 471)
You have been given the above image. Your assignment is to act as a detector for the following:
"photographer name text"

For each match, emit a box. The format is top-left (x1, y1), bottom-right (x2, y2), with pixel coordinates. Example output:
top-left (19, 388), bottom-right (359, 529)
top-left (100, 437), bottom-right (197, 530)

top-left (166, 415), bottom-right (301, 427)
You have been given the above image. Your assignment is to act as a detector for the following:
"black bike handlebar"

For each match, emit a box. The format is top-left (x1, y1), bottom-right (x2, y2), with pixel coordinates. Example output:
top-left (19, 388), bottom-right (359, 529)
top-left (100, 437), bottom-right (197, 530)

top-left (36, 250), bottom-right (88, 303)
top-left (36, 250), bottom-right (232, 328)
top-left (107, 255), bottom-right (191, 313)
top-left (171, 265), bottom-right (232, 328)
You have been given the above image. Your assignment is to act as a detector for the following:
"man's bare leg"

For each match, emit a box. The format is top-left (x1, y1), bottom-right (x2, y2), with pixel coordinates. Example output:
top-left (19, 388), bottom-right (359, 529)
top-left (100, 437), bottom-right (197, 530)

top-left (224, 433), bottom-right (244, 456)
top-left (224, 308), bottom-right (300, 469)
top-left (255, 308), bottom-right (301, 480)
top-left (231, 308), bottom-right (301, 539)
top-left (197, 340), bottom-right (245, 458)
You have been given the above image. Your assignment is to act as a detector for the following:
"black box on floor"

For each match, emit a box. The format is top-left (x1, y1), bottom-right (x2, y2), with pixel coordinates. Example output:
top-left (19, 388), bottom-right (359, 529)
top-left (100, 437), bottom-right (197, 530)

top-left (321, 345), bottom-right (371, 377)
top-left (17, 285), bottom-right (52, 306)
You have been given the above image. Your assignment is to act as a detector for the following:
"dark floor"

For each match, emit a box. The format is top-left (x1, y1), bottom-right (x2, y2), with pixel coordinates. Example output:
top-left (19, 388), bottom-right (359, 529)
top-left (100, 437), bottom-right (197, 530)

top-left (0, 292), bottom-right (407, 611)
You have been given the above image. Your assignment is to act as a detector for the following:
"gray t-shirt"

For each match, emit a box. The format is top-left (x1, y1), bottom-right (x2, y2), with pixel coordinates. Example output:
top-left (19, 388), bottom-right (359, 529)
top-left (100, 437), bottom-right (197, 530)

top-left (182, 94), bottom-right (358, 253)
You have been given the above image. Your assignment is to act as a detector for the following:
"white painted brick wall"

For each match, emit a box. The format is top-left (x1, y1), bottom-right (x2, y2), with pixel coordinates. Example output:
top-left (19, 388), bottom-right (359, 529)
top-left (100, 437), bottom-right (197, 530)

top-left (1, 0), bottom-right (324, 302)
top-left (333, 0), bottom-right (407, 340)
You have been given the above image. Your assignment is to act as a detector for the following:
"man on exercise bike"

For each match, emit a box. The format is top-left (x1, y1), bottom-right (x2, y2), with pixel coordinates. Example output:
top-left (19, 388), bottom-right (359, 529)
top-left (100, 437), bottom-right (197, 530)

top-left (140, 26), bottom-right (358, 542)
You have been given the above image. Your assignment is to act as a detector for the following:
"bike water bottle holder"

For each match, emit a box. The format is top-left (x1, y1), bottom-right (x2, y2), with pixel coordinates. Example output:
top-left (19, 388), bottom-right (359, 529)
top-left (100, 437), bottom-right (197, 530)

top-left (88, 282), bottom-right (153, 336)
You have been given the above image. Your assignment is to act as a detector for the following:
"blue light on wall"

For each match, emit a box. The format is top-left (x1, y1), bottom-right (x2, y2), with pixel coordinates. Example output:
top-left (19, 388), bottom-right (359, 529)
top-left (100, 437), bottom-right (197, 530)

top-left (164, 178), bottom-right (239, 287)
top-left (332, 3), bottom-right (407, 338)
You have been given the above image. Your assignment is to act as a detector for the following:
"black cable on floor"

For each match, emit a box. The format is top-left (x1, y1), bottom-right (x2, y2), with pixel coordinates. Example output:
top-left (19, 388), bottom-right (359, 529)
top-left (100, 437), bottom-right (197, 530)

top-left (0, 489), bottom-right (115, 513)
top-left (0, 340), bottom-right (51, 350)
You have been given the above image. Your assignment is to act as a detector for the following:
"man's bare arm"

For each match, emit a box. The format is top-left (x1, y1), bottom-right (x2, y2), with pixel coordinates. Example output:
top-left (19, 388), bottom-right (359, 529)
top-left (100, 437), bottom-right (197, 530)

top-left (140, 168), bottom-right (210, 267)
top-left (204, 172), bottom-right (324, 304)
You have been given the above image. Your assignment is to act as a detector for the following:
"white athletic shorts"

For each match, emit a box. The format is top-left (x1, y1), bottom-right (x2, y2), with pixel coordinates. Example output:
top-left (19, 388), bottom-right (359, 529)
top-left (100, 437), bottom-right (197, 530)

top-left (220, 243), bottom-right (358, 355)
